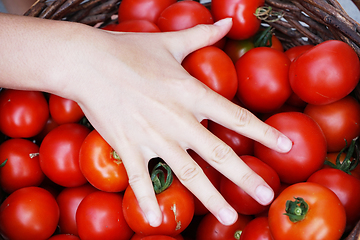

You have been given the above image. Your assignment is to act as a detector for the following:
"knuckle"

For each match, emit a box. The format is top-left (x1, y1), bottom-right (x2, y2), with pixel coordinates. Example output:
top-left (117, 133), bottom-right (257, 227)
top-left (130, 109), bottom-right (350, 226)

top-left (233, 107), bottom-right (253, 128)
top-left (127, 171), bottom-right (148, 188)
top-left (211, 143), bottom-right (233, 164)
top-left (239, 171), bottom-right (257, 188)
top-left (177, 163), bottom-right (203, 184)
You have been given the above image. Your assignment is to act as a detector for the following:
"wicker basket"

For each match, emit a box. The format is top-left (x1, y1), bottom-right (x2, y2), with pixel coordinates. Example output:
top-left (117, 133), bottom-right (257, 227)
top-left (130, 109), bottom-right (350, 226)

top-left (23, 0), bottom-right (360, 239)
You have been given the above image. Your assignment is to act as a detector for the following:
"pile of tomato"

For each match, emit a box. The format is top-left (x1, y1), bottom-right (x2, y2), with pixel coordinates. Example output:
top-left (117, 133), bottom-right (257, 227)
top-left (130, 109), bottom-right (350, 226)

top-left (1, 0), bottom-right (360, 239)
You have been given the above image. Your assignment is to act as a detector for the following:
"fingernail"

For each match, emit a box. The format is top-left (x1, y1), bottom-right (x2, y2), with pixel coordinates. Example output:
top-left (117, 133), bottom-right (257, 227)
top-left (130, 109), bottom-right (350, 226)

top-left (218, 207), bottom-right (237, 226)
top-left (255, 185), bottom-right (274, 205)
top-left (214, 18), bottom-right (233, 27)
top-left (277, 135), bottom-right (293, 152)
top-left (146, 211), bottom-right (160, 227)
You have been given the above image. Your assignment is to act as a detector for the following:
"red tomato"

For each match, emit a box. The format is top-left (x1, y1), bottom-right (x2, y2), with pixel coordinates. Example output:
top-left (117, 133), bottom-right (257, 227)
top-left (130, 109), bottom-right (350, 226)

top-left (236, 47), bottom-right (292, 113)
top-left (101, 23), bottom-right (117, 31)
top-left (269, 35), bottom-right (283, 52)
top-left (0, 187), bottom-right (60, 240)
top-left (39, 123), bottom-right (90, 187)
top-left (182, 46), bottom-right (238, 100)
top-left (56, 184), bottom-right (98, 236)
top-left (240, 217), bottom-right (274, 240)
top-left (268, 182), bottom-right (346, 240)
top-left (325, 152), bottom-right (360, 180)
top-left (289, 40), bottom-right (360, 105)
top-left (223, 38), bottom-right (255, 63)
top-left (220, 155), bottom-right (280, 215)
top-left (284, 44), bottom-right (313, 62)
top-left (76, 191), bottom-right (134, 240)
top-left (0, 89), bottom-right (49, 138)
top-left (49, 94), bottom-right (85, 125)
top-left (118, 0), bottom-right (176, 24)
top-left (79, 129), bottom-right (129, 192)
top-left (33, 116), bottom-right (59, 143)
top-left (131, 234), bottom-right (181, 240)
top-left (157, 1), bottom-right (213, 32)
top-left (211, 0), bottom-right (265, 40)
top-left (48, 234), bottom-right (81, 240)
top-left (254, 112), bottom-right (327, 184)
top-left (303, 95), bottom-right (360, 152)
top-left (196, 212), bottom-right (252, 240)
top-left (0, 138), bottom-right (44, 193)
top-left (113, 20), bottom-right (161, 32)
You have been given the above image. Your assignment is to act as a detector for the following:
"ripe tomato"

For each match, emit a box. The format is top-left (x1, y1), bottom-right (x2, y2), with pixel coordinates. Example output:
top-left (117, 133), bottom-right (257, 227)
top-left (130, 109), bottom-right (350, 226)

top-left (48, 234), bottom-right (81, 240)
top-left (113, 20), bottom-right (161, 32)
top-left (254, 112), bottom-right (327, 184)
top-left (269, 35), bottom-right (283, 52)
top-left (118, 0), bottom-right (176, 24)
top-left (0, 138), bottom-right (44, 193)
top-left (0, 187), bottom-right (60, 240)
top-left (236, 47), bottom-right (291, 113)
top-left (39, 123), bottom-right (90, 187)
top-left (79, 129), bottom-right (129, 192)
top-left (157, 1), bottom-right (213, 32)
top-left (220, 155), bottom-right (280, 215)
top-left (131, 234), bottom-right (182, 240)
top-left (49, 94), bottom-right (85, 125)
top-left (303, 95), bottom-right (360, 152)
top-left (284, 44), bottom-right (313, 62)
top-left (211, 0), bottom-right (265, 40)
top-left (239, 217), bottom-right (274, 240)
top-left (182, 46), bottom-right (238, 100)
top-left (223, 38), bottom-right (254, 63)
top-left (289, 40), bottom-right (360, 105)
top-left (325, 152), bottom-right (360, 180)
top-left (0, 89), bottom-right (49, 138)
top-left (33, 116), bottom-right (59, 143)
top-left (268, 182), bottom-right (346, 240)
top-left (76, 191), bottom-right (134, 240)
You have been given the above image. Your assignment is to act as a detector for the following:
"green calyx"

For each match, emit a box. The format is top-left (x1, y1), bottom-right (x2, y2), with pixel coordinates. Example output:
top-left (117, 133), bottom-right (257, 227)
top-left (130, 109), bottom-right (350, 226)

top-left (253, 26), bottom-right (274, 48)
top-left (0, 159), bottom-right (7, 168)
top-left (151, 162), bottom-right (173, 194)
top-left (284, 197), bottom-right (309, 223)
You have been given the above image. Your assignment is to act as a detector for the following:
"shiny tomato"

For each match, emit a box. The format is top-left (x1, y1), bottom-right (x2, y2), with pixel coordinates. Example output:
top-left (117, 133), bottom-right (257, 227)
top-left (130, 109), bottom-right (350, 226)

top-left (48, 234), bottom-right (81, 240)
top-left (182, 46), bottom-right (238, 100)
top-left (211, 0), bottom-right (265, 40)
top-left (39, 123), bottom-right (90, 187)
top-left (289, 40), bottom-right (360, 105)
top-left (0, 187), bottom-right (60, 240)
top-left (240, 217), bottom-right (274, 240)
top-left (254, 112), bottom-right (327, 184)
top-left (284, 44), bottom-right (313, 62)
top-left (131, 234), bottom-right (182, 240)
top-left (79, 129), bottom-right (129, 192)
top-left (33, 116), bottom-right (59, 143)
top-left (269, 35), bottom-right (283, 52)
top-left (0, 138), bottom-right (44, 193)
top-left (113, 20), bottom-right (161, 32)
top-left (49, 94), bottom-right (84, 125)
top-left (0, 89), bottom-right (49, 138)
top-left (223, 38), bottom-right (254, 63)
top-left (268, 182), bottom-right (346, 240)
top-left (76, 191), bottom-right (134, 240)
top-left (157, 1), bottom-right (213, 32)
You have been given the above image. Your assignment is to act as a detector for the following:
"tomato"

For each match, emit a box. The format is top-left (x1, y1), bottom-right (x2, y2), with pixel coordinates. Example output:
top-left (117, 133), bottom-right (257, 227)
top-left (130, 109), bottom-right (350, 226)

top-left (56, 184), bottom-right (98, 236)
top-left (284, 44), bottom-right (313, 62)
top-left (303, 95), bottom-right (360, 152)
top-left (220, 155), bottom-right (280, 215)
top-left (39, 123), bottom-right (90, 187)
top-left (0, 138), bottom-right (44, 193)
top-left (48, 234), bottom-right (81, 240)
top-left (118, 0), bottom-right (176, 24)
top-left (196, 212), bottom-right (252, 240)
top-left (289, 40), bottom-right (360, 105)
top-left (268, 182), bottom-right (346, 240)
top-left (325, 152), bottom-right (360, 180)
top-left (49, 94), bottom-right (84, 125)
top-left (76, 191), bottom-right (134, 240)
top-left (182, 46), bottom-right (238, 100)
top-left (0, 187), bottom-right (60, 240)
top-left (157, 1), bottom-right (213, 32)
top-left (223, 38), bottom-right (254, 64)
top-left (235, 47), bottom-right (291, 113)
top-left (211, 0), bottom-right (265, 40)
top-left (0, 89), bottom-right (49, 138)
top-left (101, 23), bottom-right (117, 31)
top-left (123, 163), bottom-right (194, 236)
top-left (239, 217), bottom-right (274, 240)
top-left (113, 20), bottom-right (161, 32)
top-left (254, 112), bottom-right (327, 184)
top-left (33, 116), bottom-right (59, 144)
top-left (79, 129), bottom-right (129, 192)
top-left (269, 35), bottom-right (283, 52)
top-left (131, 234), bottom-right (182, 240)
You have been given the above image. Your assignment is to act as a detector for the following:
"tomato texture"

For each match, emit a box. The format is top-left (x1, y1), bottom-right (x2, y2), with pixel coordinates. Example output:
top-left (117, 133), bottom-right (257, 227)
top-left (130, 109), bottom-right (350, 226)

top-left (113, 20), bottom-right (161, 32)
top-left (239, 217), bottom-right (274, 240)
top-left (236, 47), bottom-right (291, 113)
top-left (131, 234), bottom-right (181, 240)
top-left (223, 38), bottom-right (254, 63)
top-left (268, 182), bottom-right (346, 240)
top-left (0, 187), bottom-right (60, 240)
top-left (79, 129), bottom-right (129, 192)
top-left (49, 94), bottom-right (84, 125)
top-left (48, 234), bottom-right (81, 240)
top-left (0, 89), bottom-right (49, 138)
top-left (284, 44), bottom-right (313, 62)
top-left (289, 40), bottom-right (360, 105)
top-left (254, 112), bottom-right (327, 184)
top-left (182, 46), bottom-right (238, 100)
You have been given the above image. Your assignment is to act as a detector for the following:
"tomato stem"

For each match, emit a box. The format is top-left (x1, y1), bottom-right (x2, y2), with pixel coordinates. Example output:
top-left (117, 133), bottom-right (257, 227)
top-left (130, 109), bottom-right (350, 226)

top-left (234, 230), bottom-right (242, 240)
top-left (253, 27), bottom-right (274, 48)
top-left (254, 6), bottom-right (284, 23)
top-left (0, 159), bottom-right (7, 167)
top-left (284, 197), bottom-right (309, 222)
top-left (151, 162), bottom-right (173, 194)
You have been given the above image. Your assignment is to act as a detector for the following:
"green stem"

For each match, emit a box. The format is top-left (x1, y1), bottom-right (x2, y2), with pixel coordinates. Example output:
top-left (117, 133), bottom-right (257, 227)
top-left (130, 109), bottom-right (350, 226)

top-left (283, 197), bottom-right (309, 222)
top-left (0, 159), bottom-right (7, 167)
top-left (234, 230), bottom-right (242, 240)
top-left (151, 162), bottom-right (173, 194)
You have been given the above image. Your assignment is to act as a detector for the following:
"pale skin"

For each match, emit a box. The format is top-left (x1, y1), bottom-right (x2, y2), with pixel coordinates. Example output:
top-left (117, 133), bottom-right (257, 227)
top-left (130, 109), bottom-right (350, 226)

top-left (0, 2), bottom-right (293, 227)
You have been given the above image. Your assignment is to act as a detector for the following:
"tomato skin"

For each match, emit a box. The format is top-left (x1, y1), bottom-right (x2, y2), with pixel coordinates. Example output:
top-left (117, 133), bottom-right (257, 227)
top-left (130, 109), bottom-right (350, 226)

top-left (223, 38), bottom-right (254, 63)
top-left (131, 234), bottom-right (181, 240)
top-left (220, 155), bottom-right (280, 215)
top-left (284, 44), bottom-right (313, 62)
top-left (123, 176), bottom-right (194, 236)
top-left (0, 187), bottom-right (60, 240)
top-left (303, 95), bottom-right (360, 152)
top-left (254, 112), bottom-right (327, 184)
top-left (76, 191), bottom-right (134, 240)
top-left (236, 47), bottom-right (292, 113)
top-left (268, 182), bottom-right (346, 240)
top-left (0, 138), bottom-right (44, 193)
top-left (211, 0), bottom-right (265, 40)
top-left (182, 46), bottom-right (238, 100)
top-left (113, 20), bottom-right (161, 32)
top-left (39, 123), bottom-right (90, 187)
top-left (49, 94), bottom-right (84, 125)
top-left (157, 1), bottom-right (213, 32)
top-left (239, 217), bottom-right (274, 240)
top-left (0, 89), bottom-right (49, 138)
top-left (79, 130), bottom-right (129, 192)
top-left (48, 234), bottom-right (81, 240)
top-left (289, 40), bottom-right (360, 105)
